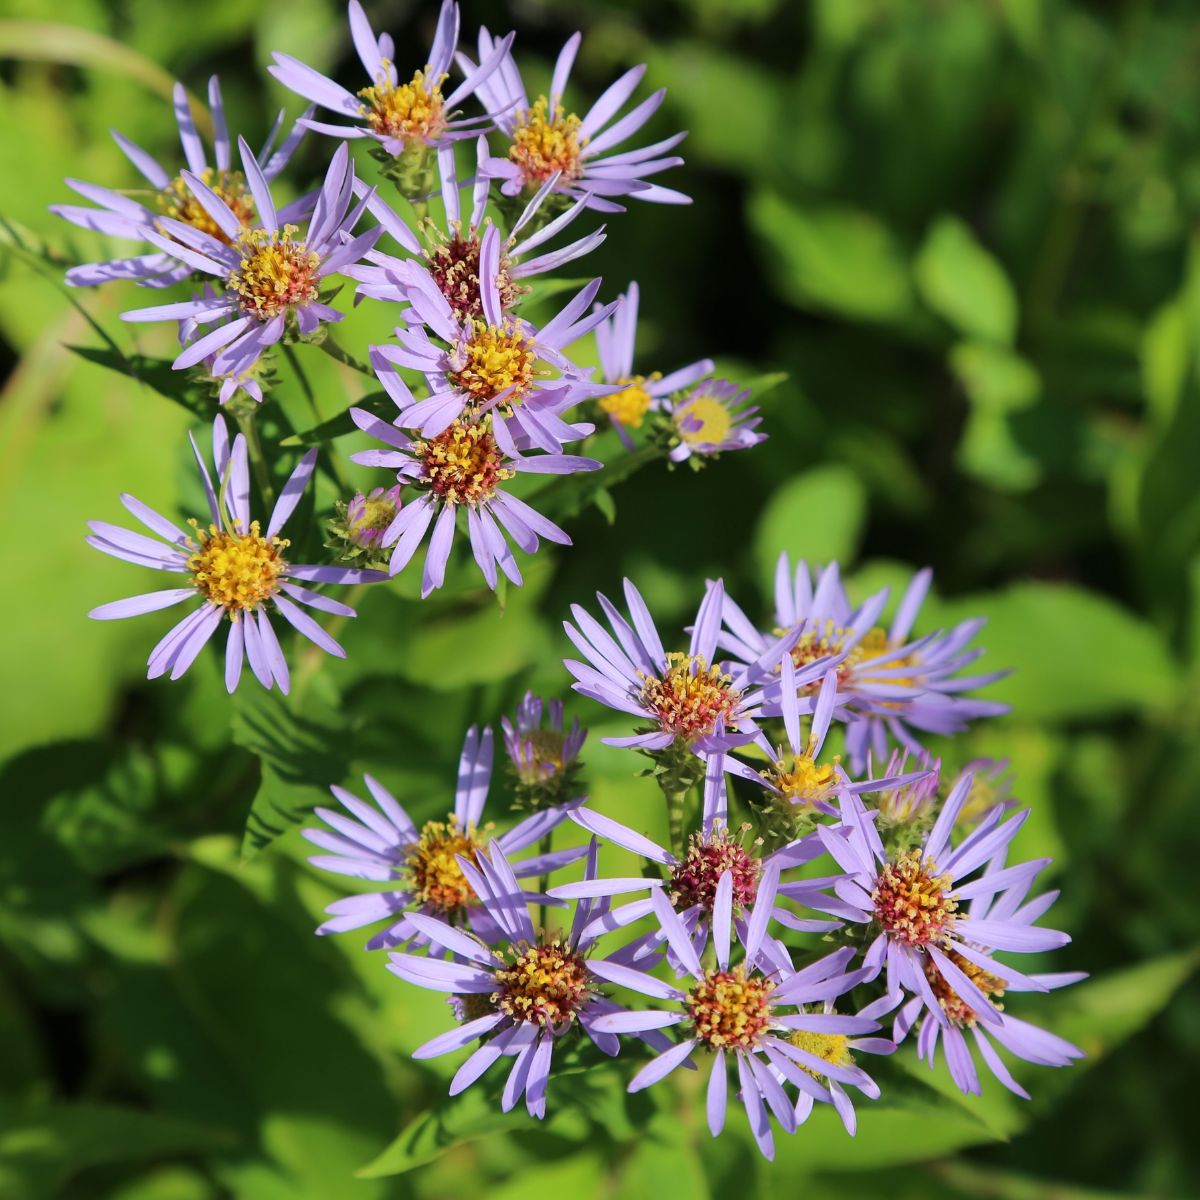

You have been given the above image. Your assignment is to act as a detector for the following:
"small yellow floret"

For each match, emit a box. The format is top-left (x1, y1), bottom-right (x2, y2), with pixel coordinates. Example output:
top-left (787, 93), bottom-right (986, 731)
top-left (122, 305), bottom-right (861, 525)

top-left (509, 95), bottom-right (586, 185)
top-left (229, 225), bottom-right (320, 320)
top-left (358, 65), bottom-right (447, 143)
top-left (600, 375), bottom-right (657, 428)
top-left (187, 520), bottom-right (287, 614)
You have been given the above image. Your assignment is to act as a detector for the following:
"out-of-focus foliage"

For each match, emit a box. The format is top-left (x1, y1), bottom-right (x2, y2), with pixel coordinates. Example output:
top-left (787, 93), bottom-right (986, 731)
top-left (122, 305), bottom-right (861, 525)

top-left (1, 0), bottom-right (1198, 1196)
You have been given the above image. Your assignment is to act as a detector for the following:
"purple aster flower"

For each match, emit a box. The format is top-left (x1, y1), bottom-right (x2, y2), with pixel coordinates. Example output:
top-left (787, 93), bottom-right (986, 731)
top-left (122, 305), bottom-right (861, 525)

top-left (53, 76), bottom-right (309, 289)
top-left (813, 776), bottom-right (1072, 1029)
top-left (548, 808), bottom-right (840, 958)
top-left (269, 1), bottom-right (513, 157)
top-left (348, 137), bottom-right (606, 321)
top-left (347, 400), bottom-right (599, 596)
top-left (588, 872), bottom-right (878, 1160)
top-left (563, 578), bottom-right (810, 771)
top-left (593, 283), bottom-right (713, 449)
top-left (665, 378), bottom-right (765, 464)
top-left (120, 142), bottom-right (382, 384)
top-left (386, 839), bottom-right (673, 1118)
top-left (501, 692), bottom-right (587, 809)
top-left (722, 556), bottom-right (1008, 772)
top-left (892, 851), bottom-right (1085, 1097)
top-left (366, 224), bottom-right (615, 453)
top-left (304, 725), bottom-right (588, 950)
top-left (726, 665), bottom-right (931, 843)
top-left (87, 415), bottom-right (383, 692)
top-left (461, 30), bottom-right (689, 211)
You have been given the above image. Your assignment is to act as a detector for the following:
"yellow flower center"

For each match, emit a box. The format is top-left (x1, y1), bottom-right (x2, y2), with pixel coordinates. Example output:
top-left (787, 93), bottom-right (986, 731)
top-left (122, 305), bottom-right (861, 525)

top-left (229, 225), bottom-right (320, 320)
top-left (187, 521), bottom-right (287, 614)
top-left (509, 95), bottom-right (586, 186)
top-left (492, 939), bottom-right (591, 1030)
top-left (789, 1028), bottom-right (853, 1078)
top-left (762, 749), bottom-right (840, 807)
top-left (674, 393), bottom-right (733, 447)
top-left (688, 966), bottom-right (774, 1050)
top-left (405, 818), bottom-right (487, 912)
top-left (599, 375), bottom-right (656, 428)
top-left (157, 168), bottom-right (254, 243)
top-left (449, 321), bottom-right (539, 405)
top-left (871, 850), bottom-right (958, 948)
top-left (358, 66), bottom-right (447, 143)
top-left (639, 653), bottom-right (742, 743)
top-left (923, 949), bottom-right (1006, 1028)
top-left (414, 418), bottom-right (515, 506)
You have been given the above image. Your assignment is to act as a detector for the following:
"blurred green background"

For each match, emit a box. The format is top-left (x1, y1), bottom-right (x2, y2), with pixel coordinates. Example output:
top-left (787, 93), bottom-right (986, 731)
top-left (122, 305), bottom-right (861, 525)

top-left (2, 0), bottom-right (1200, 1196)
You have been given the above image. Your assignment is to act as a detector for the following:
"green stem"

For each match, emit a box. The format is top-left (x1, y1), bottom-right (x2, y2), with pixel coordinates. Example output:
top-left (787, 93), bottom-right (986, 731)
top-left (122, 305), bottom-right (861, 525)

top-left (317, 335), bottom-right (375, 377)
top-left (234, 406), bottom-right (274, 508)
top-left (665, 787), bottom-right (688, 858)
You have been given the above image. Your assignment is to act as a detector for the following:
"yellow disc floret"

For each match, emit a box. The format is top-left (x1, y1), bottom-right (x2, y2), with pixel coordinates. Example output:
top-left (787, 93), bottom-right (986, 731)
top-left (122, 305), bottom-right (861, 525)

top-left (449, 321), bottom-right (539, 404)
top-left (688, 966), bottom-right (774, 1050)
top-left (405, 818), bottom-right (486, 911)
top-left (871, 850), bottom-right (958, 947)
top-left (639, 653), bottom-right (741, 743)
top-left (414, 418), bottom-right (515, 506)
top-left (187, 520), bottom-right (287, 614)
top-left (674, 392), bottom-right (732, 448)
top-left (509, 95), bottom-right (586, 186)
top-left (600, 375), bottom-right (657, 428)
top-left (359, 66), bottom-right (447, 143)
top-left (789, 1027), bottom-right (853, 1078)
top-left (229, 225), bottom-right (320, 320)
top-left (157, 168), bottom-right (254, 243)
top-left (493, 939), bottom-right (591, 1031)
top-left (763, 749), bottom-right (840, 807)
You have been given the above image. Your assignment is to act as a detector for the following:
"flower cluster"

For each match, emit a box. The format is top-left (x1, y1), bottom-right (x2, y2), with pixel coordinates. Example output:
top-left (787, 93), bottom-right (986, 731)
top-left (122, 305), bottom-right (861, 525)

top-left (300, 566), bottom-right (1081, 1158)
top-left (71, 2), bottom-right (769, 683)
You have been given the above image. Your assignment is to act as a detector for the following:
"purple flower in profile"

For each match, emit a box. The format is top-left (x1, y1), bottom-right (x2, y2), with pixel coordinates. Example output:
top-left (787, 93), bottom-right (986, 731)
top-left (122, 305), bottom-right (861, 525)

top-left (588, 872), bottom-right (878, 1160)
top-left (347, 403), bottom-right (598, 595)
top-left (303, 726), bottom-right (588, 951)
top-left (813, 777), bottom-right (1072, 1029)
top-left (269, 1), bottom-right (513, 157)
top-left (53, 77), bottom-right (310, 290)
top-left (120, 142), bottom-right (381, 384)
top-left (665, 378), bottom-right (764, 464)
top-left (562, 579), bottom-right (804, 770)
top-left (461, 30), bottom-right (689, 211)
top-left (593, 283), bottom-right (713, 449)
top-left (349, 137), bottom-right (605, 322)
top-left (387, 839), bottom-right (672, 1118)
top-left (87, 416), bottom-right (383, 692)
top-left (367, 224), bottom-right (615, 453)
top-left (893, 851), bottom-right (1085, 1098)
top-left (501, 692), bottom-right (587, 809)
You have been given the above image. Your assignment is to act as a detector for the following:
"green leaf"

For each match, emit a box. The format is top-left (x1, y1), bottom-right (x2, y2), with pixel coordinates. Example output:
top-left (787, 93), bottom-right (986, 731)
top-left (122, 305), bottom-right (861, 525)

top-left (748, 192), bottom-right (914, 324)
top-left (915, 215), bottom-right (1018, 344)
top-left (928, 582), bottom-right (1180, 720)
top-left (0, 1099), bottom-right (231, 1199)
top-left (232, 689), bottom-right (352, 859)
top-left (67, 345), bottom-right (212, 420)
top-left (754, 465), bottom-right (868, 585)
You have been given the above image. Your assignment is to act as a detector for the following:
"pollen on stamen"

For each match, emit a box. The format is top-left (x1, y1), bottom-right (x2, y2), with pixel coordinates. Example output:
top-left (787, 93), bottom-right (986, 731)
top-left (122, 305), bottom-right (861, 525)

top-left (638, 652), bottom-right (741, 743)
top-left (423, 226), bottom-right (521, 320)
top-left (761, 744), bottom-right (840, 809)
top-left (358, 64), bottom-right (448, 144)
top-left (871, 849), bottom-right (958, 947)
top-left (404, 818), bottom-right (487, 912)
top-left (688, 966), bottom-right (775, 1051)
top-left (789, 1026), bottom-right (854, 1078)
top-left (413, 418), bottom-right (516, 506)
top-left (600, 374), bottom-right (658, 429)
top-left (449, 321), bottom-right (540, 405)
top-left (186, 519), bottom-right (287, 615)
top-left (670, 825), bottom-right (762, 913)
top-left (157, 167), bottom-right (254, 243)
top-left (229, 225), bottom-right (321, 320)
top-left (923, 950), bottom-right (1007, 1027)
top-left (509, 95), bottom-right (586, 187)
top-left (492, 939), bottom-right (591, 1031)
